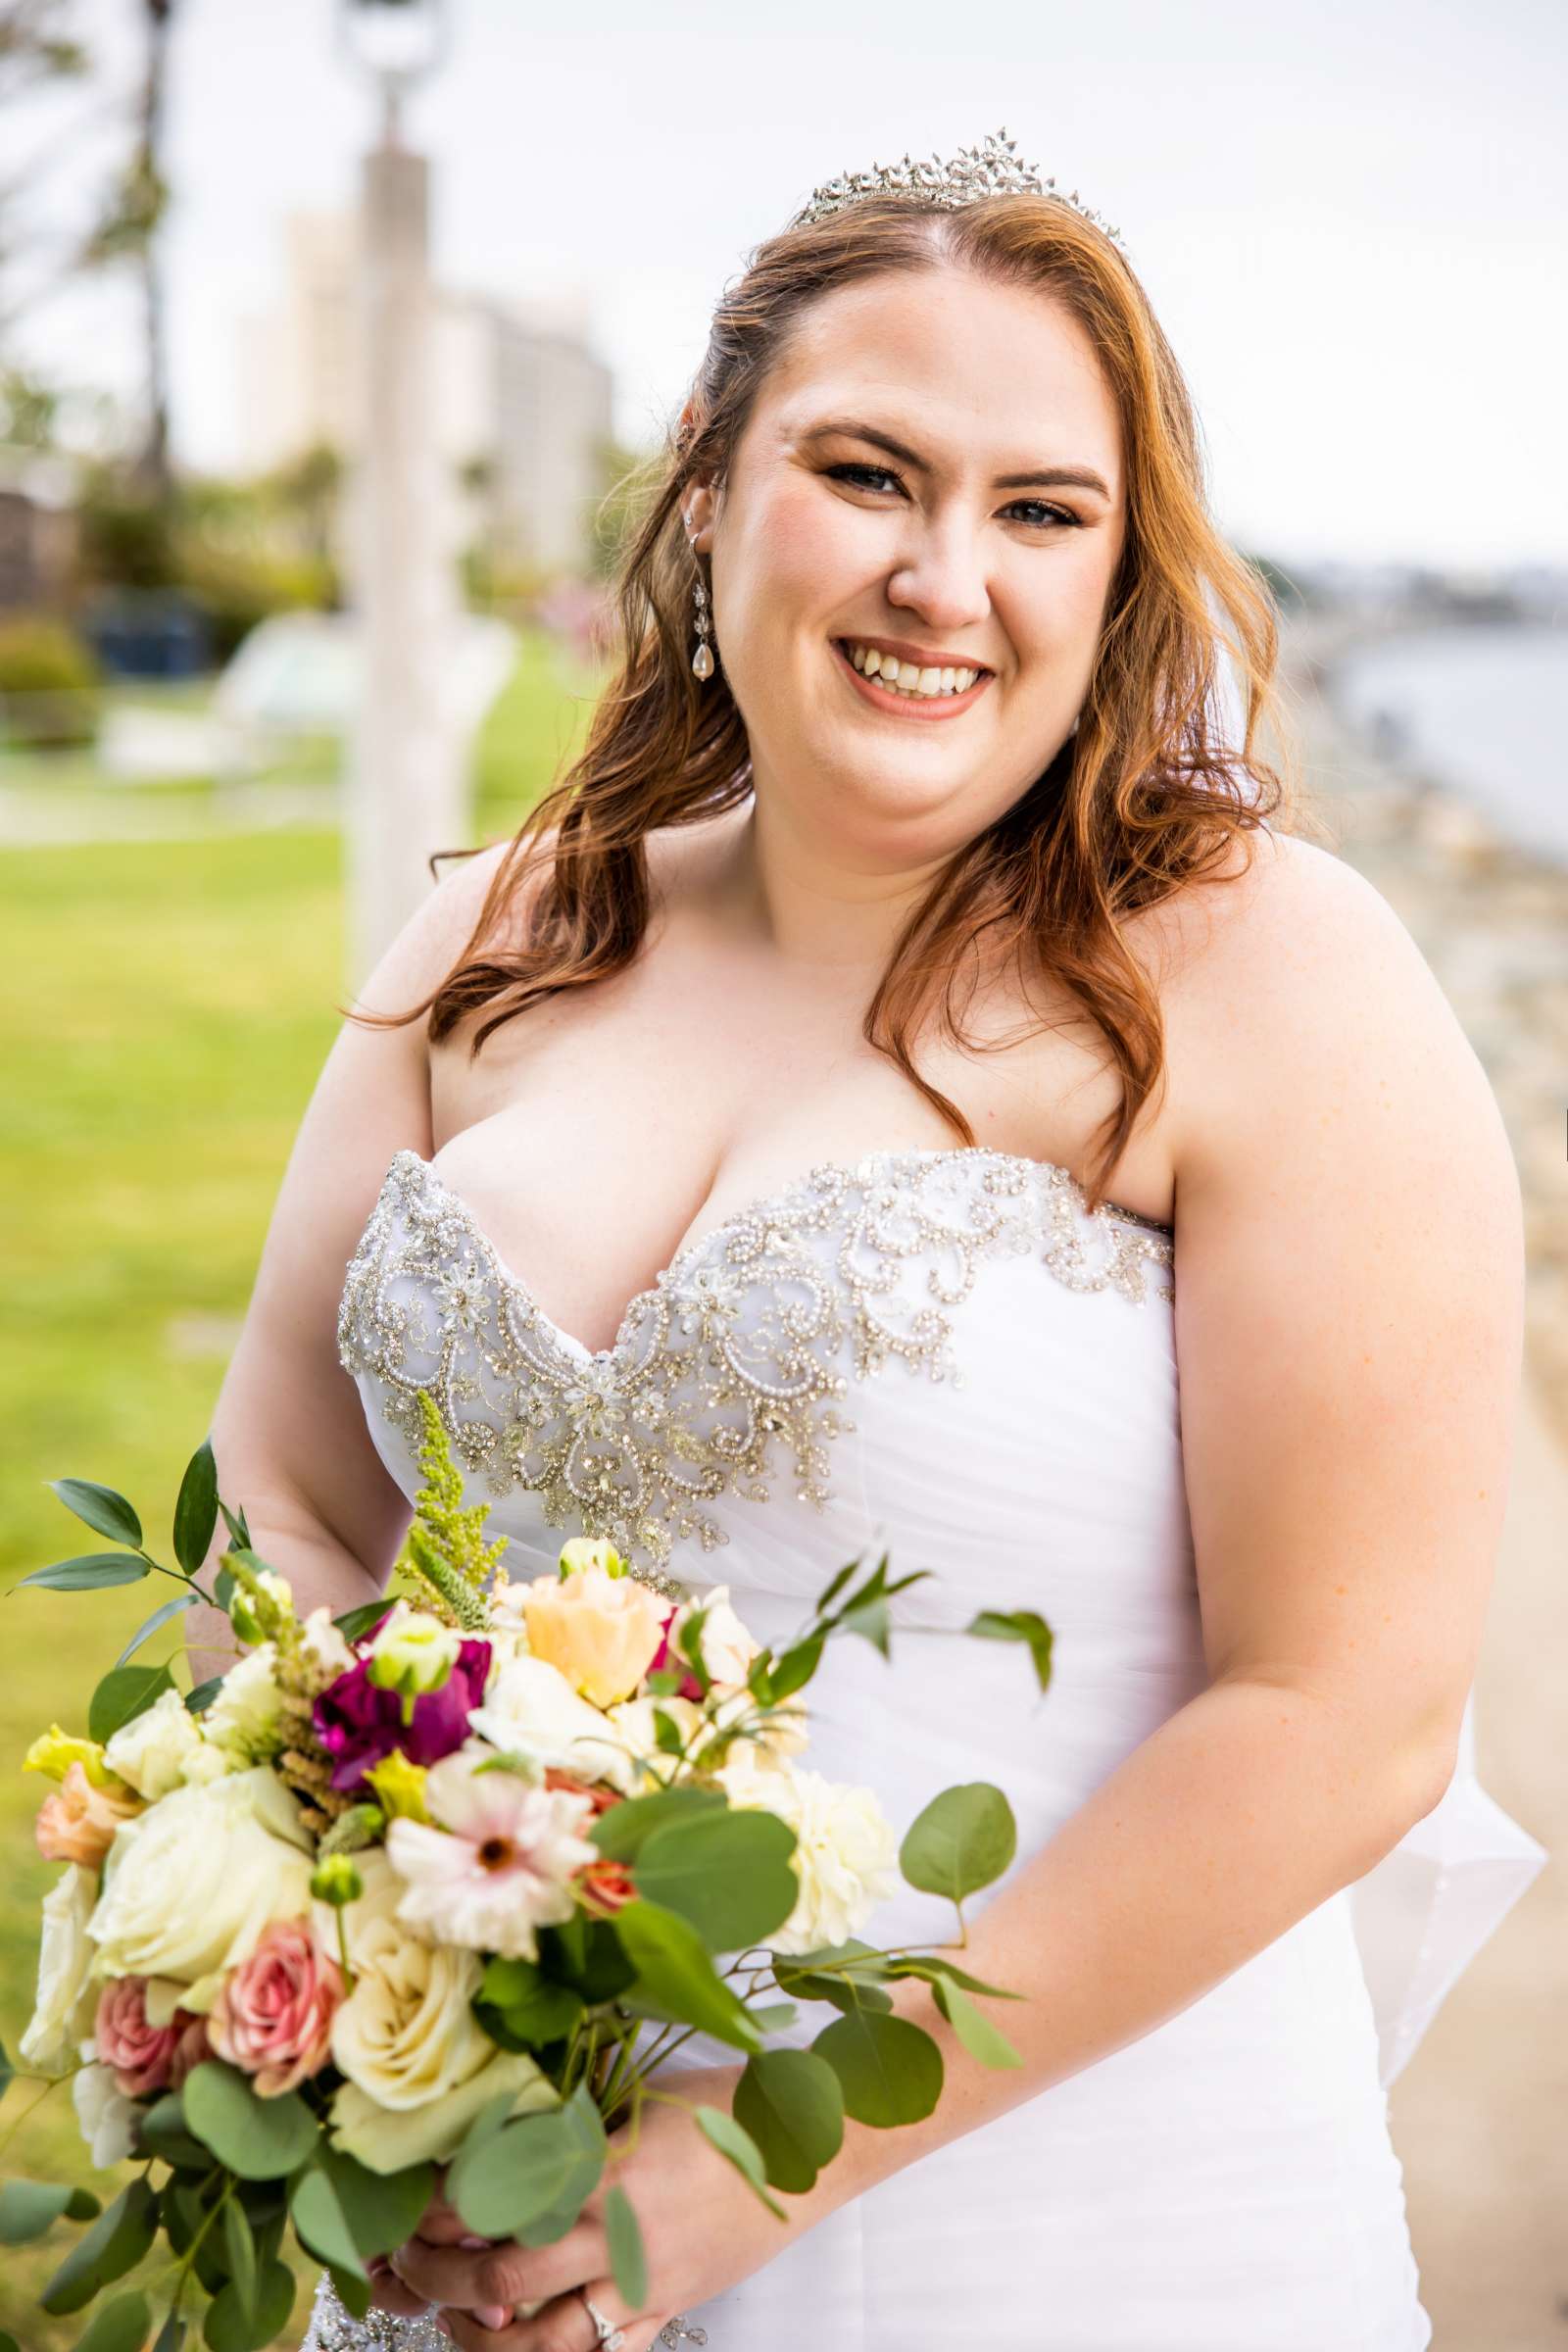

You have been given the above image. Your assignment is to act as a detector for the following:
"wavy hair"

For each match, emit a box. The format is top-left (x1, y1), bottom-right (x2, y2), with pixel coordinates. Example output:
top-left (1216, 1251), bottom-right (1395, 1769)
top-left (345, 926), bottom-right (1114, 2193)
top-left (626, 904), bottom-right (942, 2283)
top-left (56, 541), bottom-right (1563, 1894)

top-left (350, 189), bottom-right (1317, 1212)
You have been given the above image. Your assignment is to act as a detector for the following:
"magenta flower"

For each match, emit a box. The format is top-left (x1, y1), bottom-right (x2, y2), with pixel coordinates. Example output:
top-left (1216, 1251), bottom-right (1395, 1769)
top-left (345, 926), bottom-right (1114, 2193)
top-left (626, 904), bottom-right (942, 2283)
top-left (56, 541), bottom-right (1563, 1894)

top-left (647, 1603), bottom-right (707, 1702)
top-left (313, 1638), bottom-right (492, 1791)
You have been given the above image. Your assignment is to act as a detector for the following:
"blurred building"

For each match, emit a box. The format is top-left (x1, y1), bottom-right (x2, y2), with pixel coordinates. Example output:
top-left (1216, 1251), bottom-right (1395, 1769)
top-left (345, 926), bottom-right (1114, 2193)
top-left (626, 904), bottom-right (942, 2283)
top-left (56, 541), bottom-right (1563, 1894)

top-left (237, 209), bottom-right (614, 576)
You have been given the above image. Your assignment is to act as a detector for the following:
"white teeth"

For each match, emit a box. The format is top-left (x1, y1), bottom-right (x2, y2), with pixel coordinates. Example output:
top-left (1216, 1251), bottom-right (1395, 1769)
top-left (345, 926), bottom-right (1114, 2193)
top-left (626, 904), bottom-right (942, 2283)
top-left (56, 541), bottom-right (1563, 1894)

top-left (842, 642), bottom-right (983, 698)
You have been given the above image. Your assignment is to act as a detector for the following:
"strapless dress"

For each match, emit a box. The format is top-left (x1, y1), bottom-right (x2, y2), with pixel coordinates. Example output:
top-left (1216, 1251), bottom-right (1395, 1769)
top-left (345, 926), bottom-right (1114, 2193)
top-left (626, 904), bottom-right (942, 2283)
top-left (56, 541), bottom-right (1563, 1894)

top-left (301, 1143), bottom-right (1544, 2351)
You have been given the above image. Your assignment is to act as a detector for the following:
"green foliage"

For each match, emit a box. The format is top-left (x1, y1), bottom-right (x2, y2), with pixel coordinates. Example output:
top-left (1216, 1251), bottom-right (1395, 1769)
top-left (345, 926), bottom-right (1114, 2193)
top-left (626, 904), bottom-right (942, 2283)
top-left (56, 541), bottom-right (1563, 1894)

top-left (87, 1661), bottom-right (174, 1743)
top-left (182, 2062), bottom-right (318, 2181)
top-left (630, 1804), bottom-right (800, 1951)
top-left (0, 2181), bottom-right (101, 2243)
top-left (810, 2009), bottom-right (944, 2129)
top-left (603, 2184), bottom-right (646, 2307)
top-left (899, 1783), bottom-right (1017, 1905)
top-left (732, 2048), bottom-right (845, 2193)
top-left (448, 2082), bottom-right (605, 2243)
top-left (0, 617), bottom-right (101, 748)
top-left (392, 1392), bottom-right (505, 1632)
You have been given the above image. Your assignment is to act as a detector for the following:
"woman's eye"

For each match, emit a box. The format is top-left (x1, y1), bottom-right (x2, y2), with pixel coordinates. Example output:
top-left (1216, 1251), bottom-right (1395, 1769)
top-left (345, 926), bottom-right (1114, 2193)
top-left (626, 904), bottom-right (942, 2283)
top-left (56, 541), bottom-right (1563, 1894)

top-left (824, 463), bottom-right (1080, 529)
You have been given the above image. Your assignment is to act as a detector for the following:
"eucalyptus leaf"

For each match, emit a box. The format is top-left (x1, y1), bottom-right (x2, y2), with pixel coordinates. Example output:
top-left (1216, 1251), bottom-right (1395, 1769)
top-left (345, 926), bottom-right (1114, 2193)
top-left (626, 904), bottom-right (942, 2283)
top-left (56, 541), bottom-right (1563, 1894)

top-left (603, 2183), bottom-right (647, 2308)
top-left (965, 1606), bottom-right (1054, 1696)
top-left (763, 1636), bottom-right (823, 1700)
top-left (153, 2315), bottom-right (187, 2352)
top-left (611, 1900), bottom-right (764, 2052)
top-left (899, 1782), bottom-right (1017, 1903)
top-left (327, 2267), bottom-right (372, 2322)
top-left (0, 2040), bottom-right (11, 2098)
top-left (811, 2009), bottom-right (944, 2128)
top-left (291, 2149), bottom-right (434, 2272)
top-left (693, 2107), bottom-right (785, 2221)
top-left (587, 1785), bottom-right (726, 1863)
top-left (15, 1553), bottom-right (150, 1594)
top-left (733, 2048), bottom-right (844, 2192)
top-left (185, 1675), bottom-right (223, 1715)
top-left (40, 2177), bottom-right (159, 2315)
top-left (88, 1662), bottom-right (176, 1745)
top-left (183, 2061), bottom-right (318, 2181)
top-left (930, 1976), bottom-right (1023, 2070)
top-left (172, 1441), bottom-right (220, 1579)
top-left (74, 2291), bottom-right (151, 2352)
top-left (0, 2179), bottom-right (101, 2244)
top-left (883, 1953), bottom-right (1022, 2001)
top-left (632, 1806), bottom-right (800, 1950)
top-left (47, 1477), bottom-right (142, 1549)
top-left (117, 1589), bottom-right (198, 1668)
top-left (448, 2086), bottom-right (604, 2241)
top-left (222, 2197), bottom-right (257, 2318)
top-left (203, 2259), bottom-right (293, 2352)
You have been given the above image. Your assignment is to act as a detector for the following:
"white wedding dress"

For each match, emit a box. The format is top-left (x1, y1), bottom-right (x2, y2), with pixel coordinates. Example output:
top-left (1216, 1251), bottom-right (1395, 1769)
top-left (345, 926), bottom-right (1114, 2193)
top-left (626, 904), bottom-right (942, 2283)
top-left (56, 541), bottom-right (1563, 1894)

top-left (304, 1141), bottom-right (1546, 2352)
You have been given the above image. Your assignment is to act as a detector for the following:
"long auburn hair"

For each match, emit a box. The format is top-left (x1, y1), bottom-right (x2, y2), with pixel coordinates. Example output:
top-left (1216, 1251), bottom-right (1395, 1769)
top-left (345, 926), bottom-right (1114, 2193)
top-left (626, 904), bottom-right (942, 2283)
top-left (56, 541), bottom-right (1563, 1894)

top-left (350, 190), bottom-right (1317, 1213)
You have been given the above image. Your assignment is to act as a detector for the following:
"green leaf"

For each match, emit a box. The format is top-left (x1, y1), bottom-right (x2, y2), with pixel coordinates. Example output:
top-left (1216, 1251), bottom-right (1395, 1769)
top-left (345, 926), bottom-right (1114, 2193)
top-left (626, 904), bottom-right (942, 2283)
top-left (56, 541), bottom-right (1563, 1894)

top-left (0, 2039), bottom-right (11, 2098)
top-left (588, 1785), bottom-right (726, 1863)
top-left (332, 1599), bottom-right (391, 1643)
top-left (222, 2198), bottom-right (257, 2319)
top-left (117, 1590), bottom-right (198, 1667)
top-left (610, 1900), bottom-right (764, 2052)
top-left (41, 2178), bottom-right (159, 2316)
top-left (733, 2048), bottom-right (844, 2192)
top-left (290, 2149), bottom-right (434, 2273)
top-left (899, 1783), bottom-right (1017, 1903)
top-left (771, 1940), bottom-right (896, 2015)
top-left (327, 2267), bottom-right (372, 2321)
top-left (0, 2330), bottom-right (18, 2352)
top-left (651, 1705), bottom-right (687, 1756)
top-left (882, 1953), bottom-right (1022, 2001)
top-left (448, 2083), bottom-right (604, 2241)
top-left (475, 1956), bottom-right (583, 2047)
top-left (693, 2106), bottom-right (785, 2221)
top-left (603, 2183), bottom-right (647, 2308)
top-left (632, 1806), bottom-right (801, 1950)
top-left (74, 2292), bottom-right (151, 2352)
top-left (184, 1676), bottom-right (223, 1715)
top-left (965, 1606), bottom-right (1054, 1696)
top-left (15, 1553), bottom-right (150, 1594)
top-left (152, 2316), bottom-right (187, 2352)
top-left (763, 1637), bottom-right (823, 1701)
top-left (837, 1593), bottom-right (892, 1657)
top-left (0, 2180), bottom-right (101, 2243)
top-left (47, 1477), bottom-right (142, 1549)
top-left (203, 2260), bottom-right (293, 2352)
top-left (811, 2010), bottom-right (944, 2128)
top-left (674, 1608), bottom-right (713, 1696)
top-left (137, 2089), bottom-right (211, 2169)
top-left (929, 1976), bottom-right (1023, 2070)
top-left (218, 1499), bottom-right (252, 1551)
top-left (809, 1556), bottom-right (865, 1618)
top-left (183, 2061), bottom-right (318, 2181)
top-left (88, 1662), bottom-right (175, 1745)
top-left (173, 1441), bottom-right (220, 1579)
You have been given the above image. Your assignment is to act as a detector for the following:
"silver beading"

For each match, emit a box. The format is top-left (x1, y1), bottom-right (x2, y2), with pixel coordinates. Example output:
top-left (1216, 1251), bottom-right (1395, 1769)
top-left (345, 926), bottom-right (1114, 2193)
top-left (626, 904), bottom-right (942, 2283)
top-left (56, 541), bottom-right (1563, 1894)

top-left (786, 124), bottom-right (1124, 250)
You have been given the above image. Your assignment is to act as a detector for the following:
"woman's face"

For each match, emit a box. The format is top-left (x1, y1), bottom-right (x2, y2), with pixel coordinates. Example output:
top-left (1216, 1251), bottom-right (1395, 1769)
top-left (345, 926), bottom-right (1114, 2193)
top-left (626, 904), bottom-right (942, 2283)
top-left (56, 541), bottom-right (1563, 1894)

top-left (692, 263), bottom-right (1128, 865)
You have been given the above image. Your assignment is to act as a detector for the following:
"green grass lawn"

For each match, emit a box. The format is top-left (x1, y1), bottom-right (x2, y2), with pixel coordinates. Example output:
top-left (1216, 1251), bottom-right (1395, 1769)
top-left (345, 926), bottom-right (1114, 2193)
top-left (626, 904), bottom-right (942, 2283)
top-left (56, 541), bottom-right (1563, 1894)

top-left (0, 629), bottom-right (600, 2346)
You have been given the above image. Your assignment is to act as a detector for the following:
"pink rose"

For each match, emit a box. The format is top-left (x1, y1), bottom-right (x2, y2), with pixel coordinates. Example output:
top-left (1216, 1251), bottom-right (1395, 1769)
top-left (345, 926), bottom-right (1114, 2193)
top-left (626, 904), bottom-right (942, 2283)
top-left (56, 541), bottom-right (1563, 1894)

top-left (36, 1761), bottom-right (140, 1868)
top-left (95, 1975), bottom-right (193, 2096)
top-left (169, 2015), bottom-right (211, 2089)
top-left (208, 1919), bottom-right (343, 2097)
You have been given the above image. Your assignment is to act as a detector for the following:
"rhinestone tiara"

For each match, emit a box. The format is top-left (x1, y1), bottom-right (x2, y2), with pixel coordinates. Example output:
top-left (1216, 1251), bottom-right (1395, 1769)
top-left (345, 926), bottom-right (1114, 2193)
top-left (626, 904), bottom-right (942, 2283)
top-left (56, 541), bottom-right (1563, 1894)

top-left (786, 125), bottom-right (1124, 249)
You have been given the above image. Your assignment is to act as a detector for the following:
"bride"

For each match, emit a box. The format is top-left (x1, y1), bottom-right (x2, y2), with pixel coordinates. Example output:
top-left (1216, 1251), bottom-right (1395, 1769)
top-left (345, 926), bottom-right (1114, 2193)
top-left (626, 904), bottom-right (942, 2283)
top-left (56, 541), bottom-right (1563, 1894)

top-left (206, 129), bottom-right (1544, 2352)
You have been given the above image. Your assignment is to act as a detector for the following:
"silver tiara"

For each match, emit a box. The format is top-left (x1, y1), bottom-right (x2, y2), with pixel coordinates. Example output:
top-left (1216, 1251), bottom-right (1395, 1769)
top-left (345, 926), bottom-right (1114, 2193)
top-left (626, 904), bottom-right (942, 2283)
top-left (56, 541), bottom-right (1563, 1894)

top-left (786, 126), bottom-right (1124, 250)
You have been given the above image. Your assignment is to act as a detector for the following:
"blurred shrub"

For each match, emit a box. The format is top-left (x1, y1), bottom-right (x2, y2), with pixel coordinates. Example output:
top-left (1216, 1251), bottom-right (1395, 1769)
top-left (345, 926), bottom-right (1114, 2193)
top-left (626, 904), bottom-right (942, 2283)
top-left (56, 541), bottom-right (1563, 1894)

top-left (0, 614), bottom-right (102, 747)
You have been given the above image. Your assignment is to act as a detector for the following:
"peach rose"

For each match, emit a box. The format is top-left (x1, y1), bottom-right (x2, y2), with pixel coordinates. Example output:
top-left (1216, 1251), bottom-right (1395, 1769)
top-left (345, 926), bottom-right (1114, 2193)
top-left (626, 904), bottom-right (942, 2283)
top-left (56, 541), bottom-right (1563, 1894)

top-left (36, 1761), bottom-right (140, 1868)
top-left (208, 1919), bottom-right (342, 2097)
top-left (94, 1975), bottom-right (194, 2096)
top-left (523, 1552), bottom-right (667, 1709)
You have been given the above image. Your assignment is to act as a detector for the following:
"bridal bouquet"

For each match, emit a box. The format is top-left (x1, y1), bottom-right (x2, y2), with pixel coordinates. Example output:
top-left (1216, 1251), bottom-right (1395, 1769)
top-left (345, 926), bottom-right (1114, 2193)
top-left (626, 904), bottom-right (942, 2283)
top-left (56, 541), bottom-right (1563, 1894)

top-left (3, 1392), bottom-right (1052, 2352)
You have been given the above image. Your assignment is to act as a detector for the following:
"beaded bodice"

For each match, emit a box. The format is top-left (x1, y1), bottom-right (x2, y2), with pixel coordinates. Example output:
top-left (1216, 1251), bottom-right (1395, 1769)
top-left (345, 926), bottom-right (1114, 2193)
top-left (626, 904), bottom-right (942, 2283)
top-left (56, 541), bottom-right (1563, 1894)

top-left (336, 1146), bottom-right (1176, 1599)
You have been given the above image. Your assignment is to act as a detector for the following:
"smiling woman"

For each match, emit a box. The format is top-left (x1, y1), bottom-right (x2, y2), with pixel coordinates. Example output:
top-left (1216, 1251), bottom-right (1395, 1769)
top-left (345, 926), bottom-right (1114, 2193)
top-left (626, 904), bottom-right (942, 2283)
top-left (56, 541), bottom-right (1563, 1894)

top-left (187, 127), bottom-right (1546, 2352)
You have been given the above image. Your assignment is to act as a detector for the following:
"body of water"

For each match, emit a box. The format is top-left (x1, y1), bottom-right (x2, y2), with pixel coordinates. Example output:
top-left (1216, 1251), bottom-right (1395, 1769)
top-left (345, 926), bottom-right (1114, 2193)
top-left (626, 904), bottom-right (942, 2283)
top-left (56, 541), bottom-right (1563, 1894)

top-left (1327, 622), bottom-right (1568, 867)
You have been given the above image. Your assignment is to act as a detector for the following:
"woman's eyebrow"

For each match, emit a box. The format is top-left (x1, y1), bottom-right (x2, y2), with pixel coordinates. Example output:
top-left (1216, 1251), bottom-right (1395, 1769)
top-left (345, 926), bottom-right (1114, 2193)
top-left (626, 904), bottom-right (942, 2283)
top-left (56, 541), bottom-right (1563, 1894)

top-left (798, 416), bottom-right (1113, 500)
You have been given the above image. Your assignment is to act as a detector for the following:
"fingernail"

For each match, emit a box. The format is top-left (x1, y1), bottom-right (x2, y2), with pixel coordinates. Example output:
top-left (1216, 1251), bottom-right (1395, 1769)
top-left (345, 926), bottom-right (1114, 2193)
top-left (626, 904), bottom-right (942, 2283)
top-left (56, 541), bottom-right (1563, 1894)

top-left (368, 2255), bottom-right (394, 2278)
top-left (475, 2305), bottom-right (512, 2330)
top-left (459, 2234), bottom-right (490, 2250)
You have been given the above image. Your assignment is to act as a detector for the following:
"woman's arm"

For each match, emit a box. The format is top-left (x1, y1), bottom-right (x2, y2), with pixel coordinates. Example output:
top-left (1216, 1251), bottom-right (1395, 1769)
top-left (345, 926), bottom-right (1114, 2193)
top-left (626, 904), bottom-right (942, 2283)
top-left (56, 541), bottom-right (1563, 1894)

top-left (186, 837), bottom-right (520, 1678)
top-left (797, 827), bottom-right (1525, 2212)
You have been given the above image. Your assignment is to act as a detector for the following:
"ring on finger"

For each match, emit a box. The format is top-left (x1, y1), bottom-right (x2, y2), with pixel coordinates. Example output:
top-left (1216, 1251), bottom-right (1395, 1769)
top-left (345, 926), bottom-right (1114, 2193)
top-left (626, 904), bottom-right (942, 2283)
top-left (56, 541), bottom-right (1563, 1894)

top-left (578, 2290), bottom-right (626, 2351)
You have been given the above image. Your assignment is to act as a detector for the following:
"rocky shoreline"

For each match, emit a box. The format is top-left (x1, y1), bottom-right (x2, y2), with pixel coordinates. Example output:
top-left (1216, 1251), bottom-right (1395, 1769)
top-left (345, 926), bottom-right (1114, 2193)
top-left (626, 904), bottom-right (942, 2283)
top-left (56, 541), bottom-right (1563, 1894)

top-left (1278, 614), bottom-right (1568, 1454)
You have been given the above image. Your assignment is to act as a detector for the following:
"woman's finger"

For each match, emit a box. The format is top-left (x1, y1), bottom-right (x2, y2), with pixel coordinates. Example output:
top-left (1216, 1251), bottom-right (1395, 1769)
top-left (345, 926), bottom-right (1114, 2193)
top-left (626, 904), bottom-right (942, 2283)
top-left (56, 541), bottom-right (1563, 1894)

top-left (446, 2277), bottom-right (640, 2352)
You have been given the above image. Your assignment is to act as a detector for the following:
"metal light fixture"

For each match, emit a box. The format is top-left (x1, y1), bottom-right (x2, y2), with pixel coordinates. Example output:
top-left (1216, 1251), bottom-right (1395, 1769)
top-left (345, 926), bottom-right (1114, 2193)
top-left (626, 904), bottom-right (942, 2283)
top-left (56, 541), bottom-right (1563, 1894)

top-left (335, 0), bottom-right (449, 139)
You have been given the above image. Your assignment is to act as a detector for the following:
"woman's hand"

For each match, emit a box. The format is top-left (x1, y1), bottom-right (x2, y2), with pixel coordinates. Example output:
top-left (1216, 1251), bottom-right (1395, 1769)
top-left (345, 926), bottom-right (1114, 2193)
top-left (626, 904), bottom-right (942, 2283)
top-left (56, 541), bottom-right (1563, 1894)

top-left (386, 2060), bottom-right (845, 2351)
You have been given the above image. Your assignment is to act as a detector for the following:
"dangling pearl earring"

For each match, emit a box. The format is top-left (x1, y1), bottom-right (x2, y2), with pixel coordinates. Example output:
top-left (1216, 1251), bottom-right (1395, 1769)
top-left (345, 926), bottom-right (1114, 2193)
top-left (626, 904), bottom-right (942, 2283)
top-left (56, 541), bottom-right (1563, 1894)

top-left (688, 534), bottom-right (715, 681)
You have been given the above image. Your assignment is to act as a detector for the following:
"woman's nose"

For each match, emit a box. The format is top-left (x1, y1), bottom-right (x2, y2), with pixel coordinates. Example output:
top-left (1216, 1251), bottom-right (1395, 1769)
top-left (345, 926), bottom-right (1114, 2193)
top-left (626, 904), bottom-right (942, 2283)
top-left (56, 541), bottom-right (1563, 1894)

top-left (884, 523), bottom-right (991, 634)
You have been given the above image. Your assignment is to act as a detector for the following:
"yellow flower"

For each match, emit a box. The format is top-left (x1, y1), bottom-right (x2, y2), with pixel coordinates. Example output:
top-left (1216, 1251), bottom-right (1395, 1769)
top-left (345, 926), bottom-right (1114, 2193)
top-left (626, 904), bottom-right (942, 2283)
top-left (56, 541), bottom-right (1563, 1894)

top-left (366, 1750), bottom-right (430, 1824)
top-left (523, 1557), bottom-right (667, 1709)
top-left (24, 1726), bottom-right (116, 1789)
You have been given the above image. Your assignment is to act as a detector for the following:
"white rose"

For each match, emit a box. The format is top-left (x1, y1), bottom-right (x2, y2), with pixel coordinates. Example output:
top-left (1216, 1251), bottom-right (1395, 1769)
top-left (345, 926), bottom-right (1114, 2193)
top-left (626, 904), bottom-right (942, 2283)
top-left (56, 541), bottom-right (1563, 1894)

top-left (327, 1854), bottom-right (558, 2173)
top-left (202, 1644), bottom-right (285, 1761)
top-left (604, 1692), bottom-right (706, 1785)
top-left (20, 1865), bottom-right (100, 2075)
top-left (87, 1765), bottom-right (314, 2012)
top-left (468, 1652), bottom-right (641, 1792)
top-left (73, 2050), bottom-right (138, 2168)
top-left (103, 1688), bottom-right (208, 1800)
top-left (301, 1605), bottom-right (356, 1682)
top-left (670, 1586), bottom-right (760, 1689)
top-left (716, 1753), bottom-right (901, 1955)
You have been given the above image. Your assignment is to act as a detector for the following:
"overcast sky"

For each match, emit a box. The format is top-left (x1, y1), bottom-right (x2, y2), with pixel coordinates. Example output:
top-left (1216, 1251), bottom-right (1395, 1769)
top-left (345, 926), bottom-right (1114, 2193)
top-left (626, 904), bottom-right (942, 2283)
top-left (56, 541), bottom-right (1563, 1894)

top-left (7, 0), bottom-right (1564, 571)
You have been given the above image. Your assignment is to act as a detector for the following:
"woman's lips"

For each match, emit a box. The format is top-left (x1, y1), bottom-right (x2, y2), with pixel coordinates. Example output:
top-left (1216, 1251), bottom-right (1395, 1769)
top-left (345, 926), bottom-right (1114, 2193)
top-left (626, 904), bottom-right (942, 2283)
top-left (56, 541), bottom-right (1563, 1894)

top-left (831, 638), bottom-right (993, 719)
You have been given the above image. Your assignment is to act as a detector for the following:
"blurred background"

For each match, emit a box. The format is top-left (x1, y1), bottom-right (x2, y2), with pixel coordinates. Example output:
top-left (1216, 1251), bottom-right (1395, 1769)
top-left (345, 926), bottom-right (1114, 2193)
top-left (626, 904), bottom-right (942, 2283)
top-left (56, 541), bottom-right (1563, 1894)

top-left (0, 1), bottom-right (1563, 2344)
